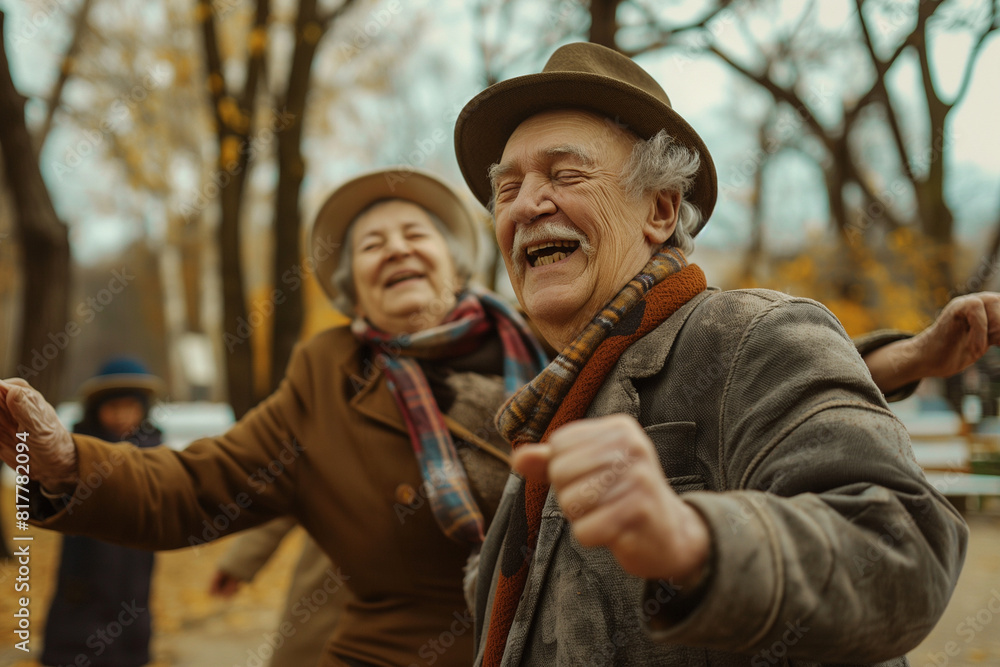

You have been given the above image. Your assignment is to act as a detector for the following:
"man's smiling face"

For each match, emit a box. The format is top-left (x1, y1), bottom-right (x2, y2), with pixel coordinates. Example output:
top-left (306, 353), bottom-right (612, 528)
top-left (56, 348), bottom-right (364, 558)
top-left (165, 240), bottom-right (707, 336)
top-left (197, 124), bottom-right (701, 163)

top-left (491, 110), bottom-right (661, 350)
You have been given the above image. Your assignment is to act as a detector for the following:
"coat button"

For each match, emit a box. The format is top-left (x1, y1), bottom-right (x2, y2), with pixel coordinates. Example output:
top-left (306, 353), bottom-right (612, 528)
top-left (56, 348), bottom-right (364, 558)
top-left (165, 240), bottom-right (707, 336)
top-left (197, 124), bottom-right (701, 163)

top-left (395, 483), bottom-right (417, 505)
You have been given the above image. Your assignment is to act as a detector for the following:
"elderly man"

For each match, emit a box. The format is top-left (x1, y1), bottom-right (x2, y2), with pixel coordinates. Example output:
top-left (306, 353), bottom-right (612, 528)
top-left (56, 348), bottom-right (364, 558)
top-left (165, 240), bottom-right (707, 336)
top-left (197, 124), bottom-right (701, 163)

top-left (453, 42), bottom-right (974, 666)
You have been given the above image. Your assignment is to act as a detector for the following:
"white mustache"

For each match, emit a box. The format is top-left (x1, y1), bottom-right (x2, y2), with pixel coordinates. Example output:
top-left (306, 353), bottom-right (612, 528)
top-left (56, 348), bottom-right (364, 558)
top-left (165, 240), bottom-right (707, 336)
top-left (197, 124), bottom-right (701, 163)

top-left (510, 222), bottom-right (594, 280)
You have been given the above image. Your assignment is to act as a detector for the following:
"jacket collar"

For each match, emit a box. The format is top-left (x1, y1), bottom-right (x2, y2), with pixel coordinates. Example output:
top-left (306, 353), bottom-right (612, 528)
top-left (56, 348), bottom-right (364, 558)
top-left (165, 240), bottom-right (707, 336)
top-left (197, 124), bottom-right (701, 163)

top-left (614, 287), bottom-right (717, 378)
top-left (585, 287), bottom-right (717, 419)
top-left (342, 344), bottom-right (512, 463)
top-left (346, 353), bottom-right (407, 432)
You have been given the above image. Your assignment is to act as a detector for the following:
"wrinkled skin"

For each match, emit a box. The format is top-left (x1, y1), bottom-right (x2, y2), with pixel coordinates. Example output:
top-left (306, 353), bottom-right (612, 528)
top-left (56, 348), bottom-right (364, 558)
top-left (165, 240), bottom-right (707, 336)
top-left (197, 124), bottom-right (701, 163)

top-left (0, 378), bottom-right (78, 493)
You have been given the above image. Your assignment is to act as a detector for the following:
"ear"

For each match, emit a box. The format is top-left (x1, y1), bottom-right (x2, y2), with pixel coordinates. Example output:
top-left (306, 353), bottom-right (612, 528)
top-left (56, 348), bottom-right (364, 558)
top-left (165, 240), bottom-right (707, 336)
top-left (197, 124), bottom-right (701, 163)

top-left (642, 190), bottom-right (681, 245)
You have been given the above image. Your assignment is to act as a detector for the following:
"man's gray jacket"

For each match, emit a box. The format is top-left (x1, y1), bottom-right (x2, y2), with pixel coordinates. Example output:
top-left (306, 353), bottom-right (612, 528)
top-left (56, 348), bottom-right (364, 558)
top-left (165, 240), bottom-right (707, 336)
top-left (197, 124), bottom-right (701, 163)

top-left (472, 288), bottom-right (968, 666)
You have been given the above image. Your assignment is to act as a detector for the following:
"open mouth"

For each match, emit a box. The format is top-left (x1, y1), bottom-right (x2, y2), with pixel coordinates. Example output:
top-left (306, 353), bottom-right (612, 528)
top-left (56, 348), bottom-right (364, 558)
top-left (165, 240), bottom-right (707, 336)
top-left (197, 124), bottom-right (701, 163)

top-left (526, 240), bottom-right (580, 267)
top-left (385, 270), bottom-right (425, 287)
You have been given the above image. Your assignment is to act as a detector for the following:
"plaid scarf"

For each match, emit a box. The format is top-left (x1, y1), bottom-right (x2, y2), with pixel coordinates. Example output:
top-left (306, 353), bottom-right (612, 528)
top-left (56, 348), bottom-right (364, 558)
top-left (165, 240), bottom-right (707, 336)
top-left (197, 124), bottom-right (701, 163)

top-left (483, 248), bottom-right (707, 666)
top-left (353, 286), bottom-right (547, 545)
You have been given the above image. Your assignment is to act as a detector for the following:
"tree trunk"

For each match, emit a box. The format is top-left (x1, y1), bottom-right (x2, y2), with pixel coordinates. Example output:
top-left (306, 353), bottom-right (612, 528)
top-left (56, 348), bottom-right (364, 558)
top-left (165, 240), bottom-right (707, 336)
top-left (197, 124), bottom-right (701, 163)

top-left (911, 5), bottom-right (956, 295)
top-left (0, 12), bottom-right (71, 401)
top-left (589, 0), bottom-right (621, 50)
top-left (268, 0), bottom-right (326, 391)
top-left (159, 230), bottom-right (189, 399)
top-left (218, 173), bottom-right (255, 417)
top-left (268, 0), bottom-right (360, 388)
top-left (181, 221), bottom-right (204, 334)
top-left (742, 120), bottom-right (770, 284)
top-left (958, 192), bottom-right (1000, 296)
top-left (198, 0), bottom-right (269, 418)
top-left (824, 158), bottom-right (850, 241)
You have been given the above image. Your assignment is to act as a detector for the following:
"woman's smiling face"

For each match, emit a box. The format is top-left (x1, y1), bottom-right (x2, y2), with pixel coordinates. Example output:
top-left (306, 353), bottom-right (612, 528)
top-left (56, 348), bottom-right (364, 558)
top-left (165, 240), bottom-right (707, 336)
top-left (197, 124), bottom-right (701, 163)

top-left (350, 199), bottom-right (460, 335)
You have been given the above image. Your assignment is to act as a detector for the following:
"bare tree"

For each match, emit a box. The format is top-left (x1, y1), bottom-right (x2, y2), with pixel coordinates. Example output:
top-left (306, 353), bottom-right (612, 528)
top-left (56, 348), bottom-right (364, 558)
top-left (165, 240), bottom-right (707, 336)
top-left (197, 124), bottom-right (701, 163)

top-left (0, 9), bottom-right (76, 559)
top-left (0, 11), bottom-right (71, 400)
top-left (589, 0), bottom-right (622, 49)
top-left (268, 0), bottom-right (359, 394)
top-left (625, 0), bottom-right (999, 292)
top-left (197, 0), bottom-right (270, 418)
top-left (34, 0), bottom-right (97, 154)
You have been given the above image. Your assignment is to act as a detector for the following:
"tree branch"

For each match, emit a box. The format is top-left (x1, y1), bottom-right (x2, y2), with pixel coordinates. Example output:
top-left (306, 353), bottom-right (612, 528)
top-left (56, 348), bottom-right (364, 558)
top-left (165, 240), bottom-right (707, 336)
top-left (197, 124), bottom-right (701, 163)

top-left (317, 0), bottom-right (360, 32)
top-left (240, 0), bottom-right (270, 131)
top-left (950, 0), bottom-right (998, 108)
top-left (624, 0), bottom-right (735, 57)
top-left (708, 42), bottom-right (834, 154)
top-left (197, 0), bottom-right (228, 134)
top-left (914, 0), bottom-right (948, 116)
top-left (959, 182), bottom-right (1000, 295)
top-left (854, 0), bottom-right (916, 185)
top-left (35, 0), bottom-right (95, 155)
top-left (707, 13), bottom-right (907, 232)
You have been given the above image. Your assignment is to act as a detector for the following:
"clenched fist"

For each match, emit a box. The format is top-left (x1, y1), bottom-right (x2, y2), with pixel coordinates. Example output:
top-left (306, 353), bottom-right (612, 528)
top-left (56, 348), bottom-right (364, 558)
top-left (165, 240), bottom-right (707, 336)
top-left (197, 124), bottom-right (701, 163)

top-left (512, 414), bottom-right (711, 587)
top-left (0, 379), bottom-right (79, 493)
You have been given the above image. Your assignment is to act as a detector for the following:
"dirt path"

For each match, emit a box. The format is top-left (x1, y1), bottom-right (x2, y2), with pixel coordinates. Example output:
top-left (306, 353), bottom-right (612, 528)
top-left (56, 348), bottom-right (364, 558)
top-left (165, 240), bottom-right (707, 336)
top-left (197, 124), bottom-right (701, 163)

top-left (0, 490), bottom-right (301, 667)
top-left (909, 512), bottom-right (1000, 667)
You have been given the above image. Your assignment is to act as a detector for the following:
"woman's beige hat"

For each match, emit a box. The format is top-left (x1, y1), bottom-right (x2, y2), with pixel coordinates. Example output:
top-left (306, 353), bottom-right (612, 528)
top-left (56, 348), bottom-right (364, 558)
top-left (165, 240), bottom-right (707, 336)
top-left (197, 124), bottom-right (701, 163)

top-left (311, 167), bottom-right (481, 301)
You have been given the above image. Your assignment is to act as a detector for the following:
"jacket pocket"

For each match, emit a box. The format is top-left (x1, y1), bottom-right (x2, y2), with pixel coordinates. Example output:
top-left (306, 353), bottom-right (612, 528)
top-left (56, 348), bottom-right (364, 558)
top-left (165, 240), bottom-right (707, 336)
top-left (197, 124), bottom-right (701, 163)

top-left (644, 421), bottom-right (706, 492)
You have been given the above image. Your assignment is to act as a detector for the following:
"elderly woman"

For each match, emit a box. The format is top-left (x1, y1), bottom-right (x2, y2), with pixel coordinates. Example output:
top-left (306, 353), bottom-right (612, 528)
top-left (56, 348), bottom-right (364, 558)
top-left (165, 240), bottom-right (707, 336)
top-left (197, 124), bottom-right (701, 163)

top-left (1, 167), bottom-right (546, 667)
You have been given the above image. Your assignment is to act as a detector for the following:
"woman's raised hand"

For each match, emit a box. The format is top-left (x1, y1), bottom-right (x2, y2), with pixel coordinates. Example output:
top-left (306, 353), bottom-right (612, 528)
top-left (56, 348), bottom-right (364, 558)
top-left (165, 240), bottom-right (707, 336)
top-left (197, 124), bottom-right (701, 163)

top-left (0, 379), bottom-right (78, 493)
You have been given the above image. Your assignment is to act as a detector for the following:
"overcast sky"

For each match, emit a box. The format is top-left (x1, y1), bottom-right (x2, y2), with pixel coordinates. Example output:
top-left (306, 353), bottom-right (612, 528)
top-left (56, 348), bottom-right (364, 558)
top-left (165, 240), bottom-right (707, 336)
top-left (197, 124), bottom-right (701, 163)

top-left (2, 0), bottom-right (998, 265)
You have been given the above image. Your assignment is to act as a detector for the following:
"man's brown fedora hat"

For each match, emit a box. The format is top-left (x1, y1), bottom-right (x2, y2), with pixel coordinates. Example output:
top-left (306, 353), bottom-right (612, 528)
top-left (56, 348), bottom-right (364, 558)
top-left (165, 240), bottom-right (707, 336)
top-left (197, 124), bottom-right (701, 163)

top-left (311, 167), bottom-right (480, 302)
top-left (454, 41), bottom-right (718, 235)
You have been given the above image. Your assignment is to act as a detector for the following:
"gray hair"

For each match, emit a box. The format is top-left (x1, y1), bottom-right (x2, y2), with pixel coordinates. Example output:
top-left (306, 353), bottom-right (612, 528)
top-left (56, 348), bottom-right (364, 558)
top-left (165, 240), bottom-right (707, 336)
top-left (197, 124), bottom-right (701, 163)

top-left (330, 199), bottom-right (473, 315)
top-left (621, 130), bottom-right (703, 256)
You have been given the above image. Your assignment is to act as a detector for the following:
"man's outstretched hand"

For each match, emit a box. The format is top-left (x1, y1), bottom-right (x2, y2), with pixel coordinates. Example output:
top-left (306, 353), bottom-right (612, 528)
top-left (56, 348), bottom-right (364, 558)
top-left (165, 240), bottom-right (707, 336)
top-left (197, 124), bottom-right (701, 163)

top-left (914, 292), bottom-right (1000, 378)
top-left (865, 292), bottom-right (1000, 395)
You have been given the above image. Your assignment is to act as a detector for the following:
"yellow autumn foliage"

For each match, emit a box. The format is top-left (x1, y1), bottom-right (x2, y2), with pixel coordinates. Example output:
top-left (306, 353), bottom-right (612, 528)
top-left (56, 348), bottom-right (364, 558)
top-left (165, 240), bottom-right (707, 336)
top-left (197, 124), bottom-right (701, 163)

top-left (208, 72), bottom-right (225, 95)
top-left (219, 135), bottom-right (241, 168)
top-left (302, 262), bottom-right (350, 337)
top-left (736, 229), bottom-right (961, 339)
top-left (248, 26), bottom-right (268, 56)
top-left (194, 0), bottom-right (212, 23)
top-left (173, 55), bottom-right (194, 86)
top-left (247, 254), bottom-right (349, 397)
top-left (217, 97), bottom-right (243, 132)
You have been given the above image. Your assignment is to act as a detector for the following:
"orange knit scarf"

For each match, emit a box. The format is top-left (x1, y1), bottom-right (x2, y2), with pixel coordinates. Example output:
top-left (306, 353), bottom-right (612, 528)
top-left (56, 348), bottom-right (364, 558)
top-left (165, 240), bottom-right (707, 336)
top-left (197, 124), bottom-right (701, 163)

top-left (483, 250), bottom-right (707, 665)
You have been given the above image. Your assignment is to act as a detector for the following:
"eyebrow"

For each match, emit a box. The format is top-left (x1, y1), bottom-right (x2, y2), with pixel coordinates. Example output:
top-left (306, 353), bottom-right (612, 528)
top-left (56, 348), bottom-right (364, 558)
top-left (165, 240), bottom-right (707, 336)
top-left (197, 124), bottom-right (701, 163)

top-left (355, 220), bottom-right (428, 243)
top-left (488, 162), bottom-right (514, 191)
top-left (489, 144), bottom-right (595, 190)
top-left (544, 144), bottom-right (595, 166)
